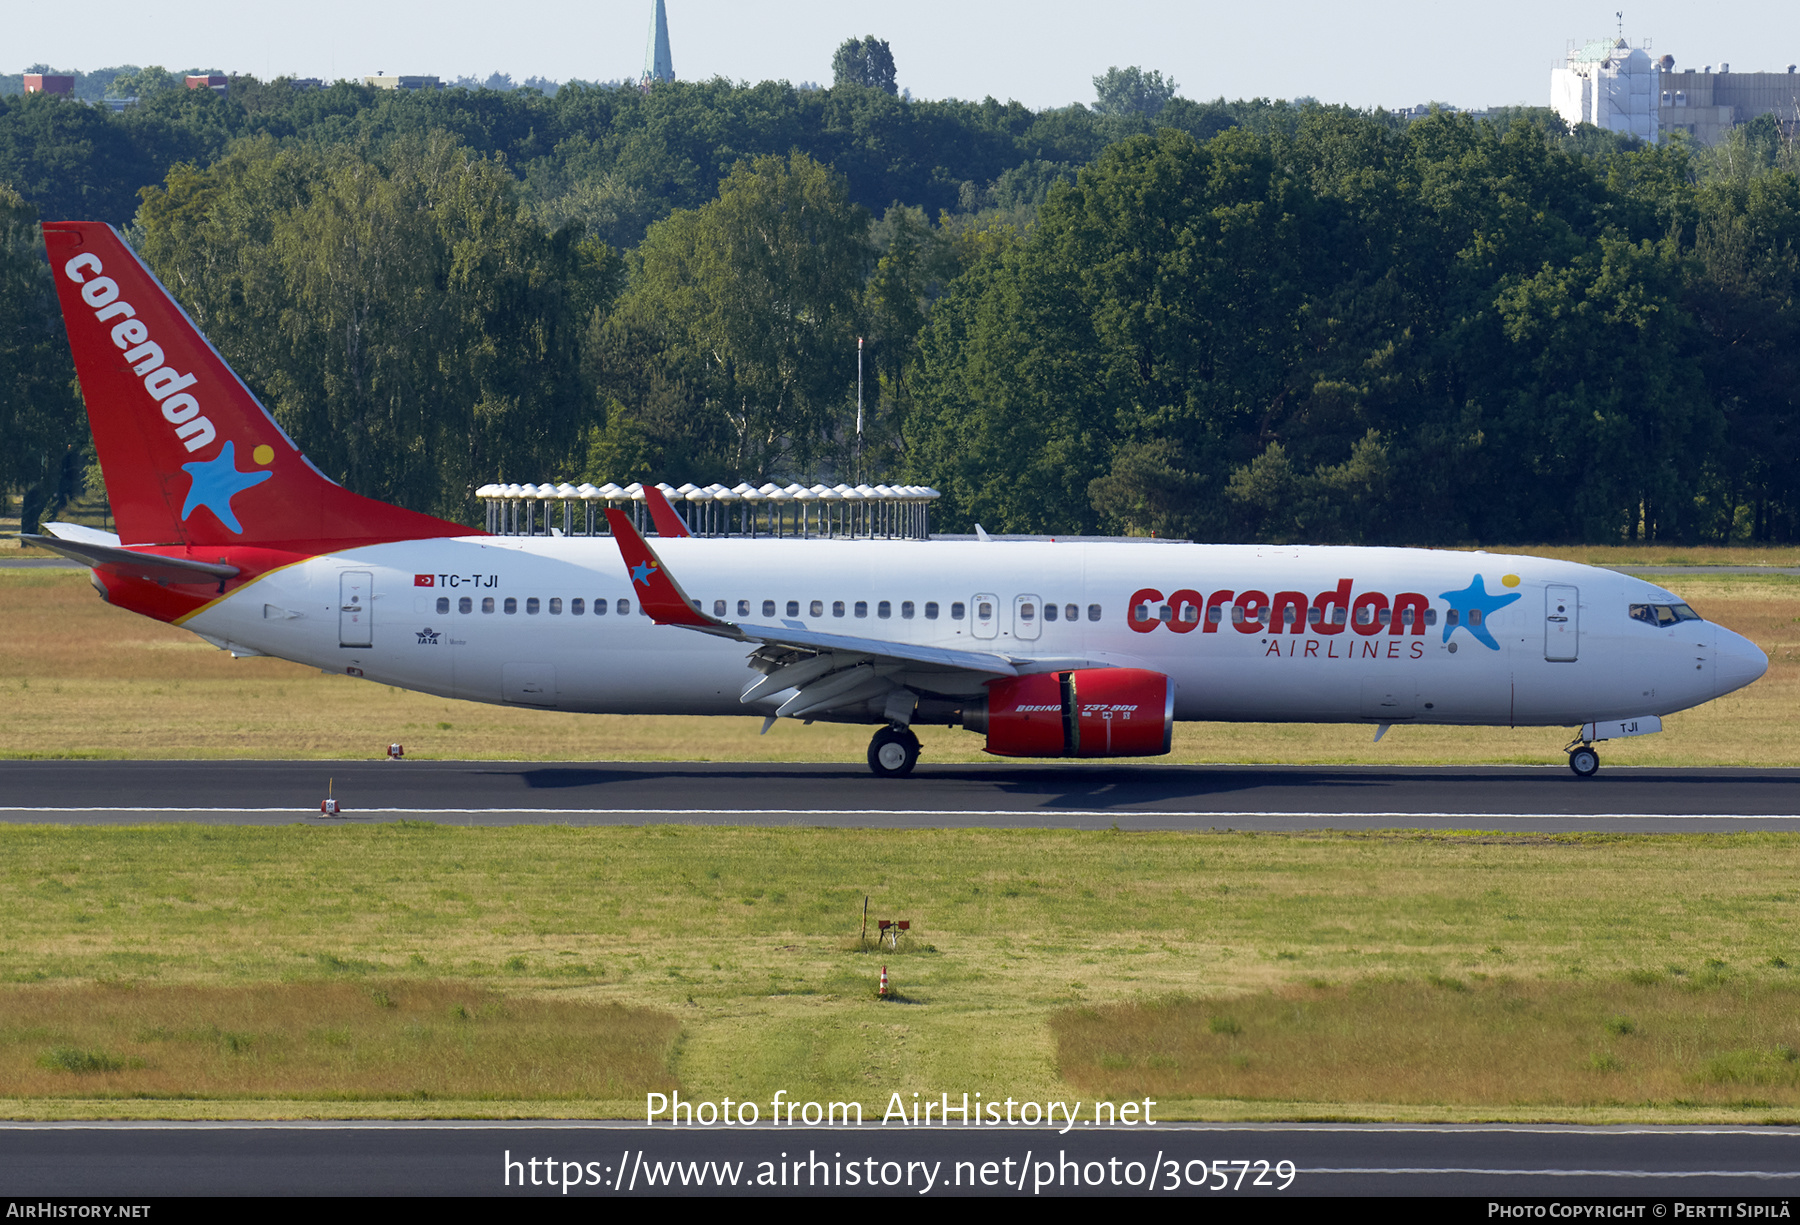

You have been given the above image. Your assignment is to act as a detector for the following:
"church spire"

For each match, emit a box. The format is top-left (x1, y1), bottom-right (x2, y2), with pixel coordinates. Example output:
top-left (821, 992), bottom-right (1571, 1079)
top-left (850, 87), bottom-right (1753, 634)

top-left (643, 0), bottom-right (674, 86)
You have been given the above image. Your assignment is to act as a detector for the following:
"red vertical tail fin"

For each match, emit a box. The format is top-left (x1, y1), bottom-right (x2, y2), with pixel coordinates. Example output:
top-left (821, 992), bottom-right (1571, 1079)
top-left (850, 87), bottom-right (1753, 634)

top-left (42, 222), bottom-right (473, 548)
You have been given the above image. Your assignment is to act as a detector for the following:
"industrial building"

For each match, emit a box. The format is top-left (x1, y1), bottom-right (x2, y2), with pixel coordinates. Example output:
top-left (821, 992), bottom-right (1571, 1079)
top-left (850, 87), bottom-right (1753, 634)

top-left (1551, 37), bottom-right (1800, 145)
top-left (362, 73), bottom-right (442, 91)
top-left (22, 74), bottom-right (74, 95)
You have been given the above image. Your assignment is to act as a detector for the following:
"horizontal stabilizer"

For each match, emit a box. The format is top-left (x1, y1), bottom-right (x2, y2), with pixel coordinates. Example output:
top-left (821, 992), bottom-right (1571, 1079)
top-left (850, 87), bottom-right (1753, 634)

top-left (21, 534), bottom-right (238, 583)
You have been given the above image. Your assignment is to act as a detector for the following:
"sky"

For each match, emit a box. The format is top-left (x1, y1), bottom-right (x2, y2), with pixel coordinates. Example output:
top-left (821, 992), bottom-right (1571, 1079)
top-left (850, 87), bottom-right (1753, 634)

top-left (13, 1), bottom-right (1800, 112)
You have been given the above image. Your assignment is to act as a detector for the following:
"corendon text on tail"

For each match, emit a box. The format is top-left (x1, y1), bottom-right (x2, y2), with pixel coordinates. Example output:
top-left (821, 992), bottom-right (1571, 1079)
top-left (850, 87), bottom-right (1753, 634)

top-left (31, 221), bottom-right (1770, 777)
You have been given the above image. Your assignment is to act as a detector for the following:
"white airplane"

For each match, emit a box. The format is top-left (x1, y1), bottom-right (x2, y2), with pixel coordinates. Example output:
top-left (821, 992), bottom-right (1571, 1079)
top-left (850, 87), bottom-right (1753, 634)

top-left (30, 221), bottom-right (1769, 777)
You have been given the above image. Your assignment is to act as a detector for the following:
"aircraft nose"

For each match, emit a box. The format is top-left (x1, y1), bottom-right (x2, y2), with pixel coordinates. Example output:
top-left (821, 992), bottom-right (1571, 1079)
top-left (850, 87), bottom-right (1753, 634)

top-left (1715, 625), bottom-right (1769, 696)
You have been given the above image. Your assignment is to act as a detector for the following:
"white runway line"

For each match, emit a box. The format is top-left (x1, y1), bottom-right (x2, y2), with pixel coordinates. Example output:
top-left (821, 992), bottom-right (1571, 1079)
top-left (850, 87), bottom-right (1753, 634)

top-left (1, 807), bottom-right (1798, 820)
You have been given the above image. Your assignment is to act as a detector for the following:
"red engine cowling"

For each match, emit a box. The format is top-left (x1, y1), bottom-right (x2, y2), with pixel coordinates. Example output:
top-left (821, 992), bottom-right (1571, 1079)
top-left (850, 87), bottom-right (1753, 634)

top-left (965, 668), bottom-right (1174, 758)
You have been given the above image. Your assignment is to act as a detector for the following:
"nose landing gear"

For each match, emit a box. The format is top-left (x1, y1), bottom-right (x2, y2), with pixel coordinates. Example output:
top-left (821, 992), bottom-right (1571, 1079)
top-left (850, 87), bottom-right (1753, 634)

top-left (867, 725), bottom-right (922, 777)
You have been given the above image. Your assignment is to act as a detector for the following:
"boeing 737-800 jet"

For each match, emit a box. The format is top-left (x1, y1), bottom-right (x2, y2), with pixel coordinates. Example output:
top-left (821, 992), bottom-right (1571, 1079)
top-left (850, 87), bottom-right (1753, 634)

top-left (29, 221), bottom-right (1770, 777)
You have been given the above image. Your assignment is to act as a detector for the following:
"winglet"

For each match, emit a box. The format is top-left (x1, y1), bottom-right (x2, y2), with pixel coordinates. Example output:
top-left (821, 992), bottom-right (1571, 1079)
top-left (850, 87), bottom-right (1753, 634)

top-left (605, 508), bottom-right (723, 628)
top-left (643, 485), bottom-right (694, 538)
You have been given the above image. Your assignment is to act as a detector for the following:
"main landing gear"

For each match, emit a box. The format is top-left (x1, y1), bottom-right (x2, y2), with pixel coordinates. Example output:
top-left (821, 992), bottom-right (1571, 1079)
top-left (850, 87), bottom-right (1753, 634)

top-left (867, 725), bottom-right (921, 778)
top-left (1566, 741), bottom-right (1600, 779)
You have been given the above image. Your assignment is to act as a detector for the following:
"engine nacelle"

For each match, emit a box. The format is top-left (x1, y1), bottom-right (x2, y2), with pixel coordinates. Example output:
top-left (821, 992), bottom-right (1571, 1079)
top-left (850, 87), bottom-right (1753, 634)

top-left (963, 668), bottom-right (1174, 758)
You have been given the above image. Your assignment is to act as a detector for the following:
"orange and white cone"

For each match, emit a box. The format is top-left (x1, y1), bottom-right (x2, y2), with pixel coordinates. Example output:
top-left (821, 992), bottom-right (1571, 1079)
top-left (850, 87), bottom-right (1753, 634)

top-left (879, 965), bottom-right (888, 997)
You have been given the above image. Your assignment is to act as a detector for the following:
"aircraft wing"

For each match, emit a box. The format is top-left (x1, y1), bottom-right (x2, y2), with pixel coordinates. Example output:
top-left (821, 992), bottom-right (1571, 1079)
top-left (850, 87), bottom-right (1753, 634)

top-left (606, 509), bottom-right (1088, 719)
top-left (22, 533), bottom-right (239, 584)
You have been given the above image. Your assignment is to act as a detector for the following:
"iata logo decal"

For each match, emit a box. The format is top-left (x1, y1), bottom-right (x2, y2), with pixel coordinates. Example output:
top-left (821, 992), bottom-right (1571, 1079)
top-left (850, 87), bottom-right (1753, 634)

top-left (415, 627), bottom-right (441, 645)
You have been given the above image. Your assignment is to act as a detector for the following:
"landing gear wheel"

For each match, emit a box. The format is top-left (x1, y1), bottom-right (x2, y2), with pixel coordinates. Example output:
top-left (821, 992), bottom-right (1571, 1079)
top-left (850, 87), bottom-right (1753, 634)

top-left (1568, 745), bottom-right (1600, 778)
top-left (867, 726), bottom-right (921, 778)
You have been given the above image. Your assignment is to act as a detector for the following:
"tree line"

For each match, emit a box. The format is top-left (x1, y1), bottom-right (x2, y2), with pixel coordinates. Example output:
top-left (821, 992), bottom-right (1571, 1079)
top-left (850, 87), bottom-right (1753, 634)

top-left (1, 72), bottom-right (1796, 542)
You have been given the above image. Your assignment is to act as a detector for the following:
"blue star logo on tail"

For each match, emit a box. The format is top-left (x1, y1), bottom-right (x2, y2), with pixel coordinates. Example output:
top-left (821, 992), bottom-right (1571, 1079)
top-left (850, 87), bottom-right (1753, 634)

top-left (630, 561), bottom-right (658, 586)
top-left (180, 440), bottom-right (272, 534)
top-left (1439, 574), bottom-right (1521, 650)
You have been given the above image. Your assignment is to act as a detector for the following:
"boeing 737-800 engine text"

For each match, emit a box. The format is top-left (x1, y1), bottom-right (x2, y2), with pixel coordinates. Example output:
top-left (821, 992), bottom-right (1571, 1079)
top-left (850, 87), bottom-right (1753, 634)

top-left (30, 222), bottom-right (1770, 777)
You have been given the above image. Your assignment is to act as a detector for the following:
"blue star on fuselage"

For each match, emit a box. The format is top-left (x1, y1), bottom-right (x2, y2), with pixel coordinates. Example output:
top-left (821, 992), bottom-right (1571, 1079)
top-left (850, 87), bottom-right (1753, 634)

top-left (630, 561), bottom-right (658, 586)
top-left (180, 440), bottom-right (272, 534)
top-left (1439, 574), bottom-right (1521, 650)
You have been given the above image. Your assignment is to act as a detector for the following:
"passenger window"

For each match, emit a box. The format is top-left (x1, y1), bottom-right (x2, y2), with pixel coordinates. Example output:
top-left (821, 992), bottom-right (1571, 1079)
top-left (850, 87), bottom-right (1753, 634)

top-left (1020, 602), bottom-right (1035, 622)
top-left (1231, 605), bottom-right (1245, 624)
top-left (459, 596), bottom-right (472, 614)
top-left (786, 600), bottom-right (800, 618)
top-left (1446, 609), bottom-right (1460, 626)
top-left (526, 597), bottom-right (540, 615)
top-left (1469, 609), bottom-right (1482, 626)
top-left (436, 596), bottom-right (450, 614)
top-left (1307, 607), bottom-right (1322, 625)
top-left (977, 601), bottom-right (993, 620)
top-left (1066, 604), bottom-right (1079, 622)
top-left (571, 598), bottom-right (584, 615)
top-left (1207, 606), bottom-right (1222, 624)
top-left (855, 601), bottom-right (869, 618)
top-left (763, 600), bottom-right (776, 618)
top-left (595, 598), bottom-right (607, 616)
top-left (925, 602), bottom-right (939, 620)
top-left (1044, 603), bottom-right (1058, 622)
top-left (504, 597), bottom-right (518, 614)
top-left (715, 600), bottom-right (727, 617)
top-left (1425, 609), bottom-right (1437, 626)
top-left (810, 600), bottom-right (824, 617)
top-left (901, 601), bottom-right (915, 619)
top-left (738, 600), bottom-right (750, 617)
top-left (482, 597), bottom-right (495, 614)
top-left (617, 598), bottom-right (630, 616)
top-left (878, 600), bottom-right (892, 618)
top-left (1400, 607), bottom-right (1413, 626)
top-left (1378, 607), bottom-right (1390, 624)
top-left (833, 600), bottom-right (845, 617)
top-left (548, 598), bottom-right (562, 615)
top-left (1087, 604), bottom-right (1102, 622)
top-left (950, 601), bottom-right (965, 620)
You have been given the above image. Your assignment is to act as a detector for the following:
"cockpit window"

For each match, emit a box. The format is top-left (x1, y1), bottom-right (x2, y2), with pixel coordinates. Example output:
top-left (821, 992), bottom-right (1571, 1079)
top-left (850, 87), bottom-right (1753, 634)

top-left (1629, 602), bottom-right (1704, 627)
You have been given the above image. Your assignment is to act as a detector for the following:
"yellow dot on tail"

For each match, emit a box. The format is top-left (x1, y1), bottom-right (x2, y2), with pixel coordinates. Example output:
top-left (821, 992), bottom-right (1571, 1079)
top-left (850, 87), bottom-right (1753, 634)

top-left (1502, 574), bottom-right (1520, 587)
top-left (252, 444), bottom-right (274, 465)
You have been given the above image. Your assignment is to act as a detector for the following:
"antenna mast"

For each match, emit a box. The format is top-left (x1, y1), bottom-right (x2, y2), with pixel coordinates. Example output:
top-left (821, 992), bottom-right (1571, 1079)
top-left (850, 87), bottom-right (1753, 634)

top-left (856, 337), bottom-right (864, 483)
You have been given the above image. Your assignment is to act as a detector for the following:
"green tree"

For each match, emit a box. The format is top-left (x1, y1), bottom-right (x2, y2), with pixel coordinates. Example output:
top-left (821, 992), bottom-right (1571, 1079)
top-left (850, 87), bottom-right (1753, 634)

top-left (1092, 67), bottom-right (1178, 118)
top-left (105, 66), bottom-right (191, 99)
top-left (603, 153), bottom-right (872, 479)
top-left (135, 134), bottom-right (618, 517)
top-left (832, 37), bottom-right (898, 95)
top-left (0, 184), bottom-right (86, 531)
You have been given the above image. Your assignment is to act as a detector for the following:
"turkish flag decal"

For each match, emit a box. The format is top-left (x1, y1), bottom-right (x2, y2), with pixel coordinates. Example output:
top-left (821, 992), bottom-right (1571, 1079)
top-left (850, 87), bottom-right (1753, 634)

top-left (414, 574), bottom-right (434, 587)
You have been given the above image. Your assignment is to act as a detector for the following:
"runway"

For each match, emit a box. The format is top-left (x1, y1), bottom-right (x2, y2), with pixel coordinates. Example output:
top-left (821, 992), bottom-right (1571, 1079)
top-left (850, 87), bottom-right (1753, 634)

top-left (3, 759), bottom-right (1798, 831)
top-left (3, 1121), bottom-right (1798, 1196)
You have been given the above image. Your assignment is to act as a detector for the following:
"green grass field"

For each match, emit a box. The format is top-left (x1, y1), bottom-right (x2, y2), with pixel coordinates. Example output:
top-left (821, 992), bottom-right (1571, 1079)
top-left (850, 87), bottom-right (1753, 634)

top-left (4, 824), bottom-right (1800, 1122)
